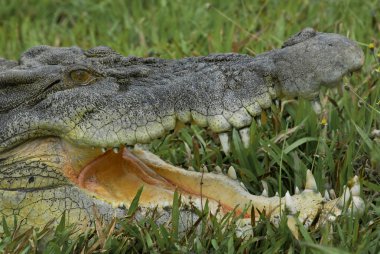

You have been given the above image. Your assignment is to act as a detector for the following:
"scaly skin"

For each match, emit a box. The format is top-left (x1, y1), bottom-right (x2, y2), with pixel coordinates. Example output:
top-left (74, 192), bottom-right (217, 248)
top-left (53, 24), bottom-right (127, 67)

top-left (0, 28), bottom-right (365, 232)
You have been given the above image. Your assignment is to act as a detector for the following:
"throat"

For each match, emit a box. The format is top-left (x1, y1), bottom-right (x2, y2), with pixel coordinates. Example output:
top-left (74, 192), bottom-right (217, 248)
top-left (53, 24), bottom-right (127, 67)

top-left (77, 148), bottom-right (180, 206)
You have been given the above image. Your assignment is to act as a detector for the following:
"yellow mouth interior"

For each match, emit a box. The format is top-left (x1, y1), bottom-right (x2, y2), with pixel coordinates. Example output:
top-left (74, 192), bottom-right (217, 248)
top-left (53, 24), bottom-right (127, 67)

top-left (4, 138), bottom-right (258, 216)
top-left (77, 148), bottom-right (181, 206)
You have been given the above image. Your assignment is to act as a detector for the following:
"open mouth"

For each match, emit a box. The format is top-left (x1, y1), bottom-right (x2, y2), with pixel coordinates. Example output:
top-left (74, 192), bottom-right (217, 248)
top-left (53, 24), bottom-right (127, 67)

top-left (58, 140), bottom-right (256, 216)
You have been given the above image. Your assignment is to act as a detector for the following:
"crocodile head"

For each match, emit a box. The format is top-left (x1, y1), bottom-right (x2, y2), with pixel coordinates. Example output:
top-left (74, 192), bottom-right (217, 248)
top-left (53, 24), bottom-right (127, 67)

top-left (0, 28), bottom-right (364, 231)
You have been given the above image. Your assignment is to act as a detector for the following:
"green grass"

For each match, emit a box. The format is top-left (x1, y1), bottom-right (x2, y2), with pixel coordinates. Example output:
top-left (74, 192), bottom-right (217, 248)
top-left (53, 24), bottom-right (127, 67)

top-left (1, 0), bottom-right (380, 253)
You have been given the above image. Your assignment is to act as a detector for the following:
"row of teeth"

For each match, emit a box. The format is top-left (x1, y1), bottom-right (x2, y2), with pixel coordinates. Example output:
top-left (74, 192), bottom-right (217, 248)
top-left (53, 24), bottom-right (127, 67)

top-left (98, 111), bottom-right (269, 155)
top-left (98, 99), bottom-right (323, 156)
top-left (114, 163), bottom-right (363, 219)
top-left (191, 166), bottom-right (363, 216)
top-left (215, 167), bottom-right (363, 218)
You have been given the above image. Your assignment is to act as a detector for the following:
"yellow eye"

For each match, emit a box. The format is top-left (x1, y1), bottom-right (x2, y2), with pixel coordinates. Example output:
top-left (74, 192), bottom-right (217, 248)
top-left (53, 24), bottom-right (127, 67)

top-left (70, 69), bottom-right (92, 84)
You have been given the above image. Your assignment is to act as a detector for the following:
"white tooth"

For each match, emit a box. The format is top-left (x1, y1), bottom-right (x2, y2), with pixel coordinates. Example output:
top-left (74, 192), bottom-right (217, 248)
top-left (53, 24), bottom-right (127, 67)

top-left (214, 165), bottom-right (223, 174)
top-left (227, 166), bottom-right (237, 180)
top-left (351, 196), bottom-right (365, 215)
top-left (113, 147), bottom-right (119, 153)
top-left (188, 166), bottom-right (195, 171)
top-left (275, 192), bottom-right (279, 197)
top-left (101, 147), bottom-right (107, 153)
top-left (285, 191), bottom-right (297, 215)
top-left (311, 99), bottom-right (322, 115)
top-left (261, 181), bottom-right (269, 197)
top-left (305, 170), bottom-right (318, 192)
top-left (324, 190), bottom-right (331, 201)
top-left (201, 165), bottom-right (208, 173)
top-left (343, 186), bottom-right (352, 206)
top-left (218, 132), bottom-right (231, 155)
top-left (329, 189), bottom-right (337, 199)
top-left (350, 175), bottom-right (360, 197)
top-left (239, 127), bottom-right (250, 148)
top-left (295, 186), bottom-right (300, 194)
top-left (339, 186), bottom-right (351, 208)
top-left (287, 215), bottom-right (299, 240)
top-left (274, 99), bottom-right (280, 108)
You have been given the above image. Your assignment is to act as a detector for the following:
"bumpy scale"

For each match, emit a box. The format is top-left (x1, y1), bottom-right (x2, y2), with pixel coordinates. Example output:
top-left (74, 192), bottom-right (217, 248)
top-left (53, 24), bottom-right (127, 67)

top-left (0, 28), bottom-right (365, 234)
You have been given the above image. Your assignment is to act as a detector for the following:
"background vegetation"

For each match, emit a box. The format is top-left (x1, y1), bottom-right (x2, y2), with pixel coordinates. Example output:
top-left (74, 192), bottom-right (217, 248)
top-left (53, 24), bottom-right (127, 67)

top-left (0, 0), bottom-right (379, 253)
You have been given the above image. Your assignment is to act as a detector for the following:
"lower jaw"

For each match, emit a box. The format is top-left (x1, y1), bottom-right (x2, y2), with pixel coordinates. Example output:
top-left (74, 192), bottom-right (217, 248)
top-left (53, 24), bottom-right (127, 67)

top-left (60, 141), bottom-right (256, 216)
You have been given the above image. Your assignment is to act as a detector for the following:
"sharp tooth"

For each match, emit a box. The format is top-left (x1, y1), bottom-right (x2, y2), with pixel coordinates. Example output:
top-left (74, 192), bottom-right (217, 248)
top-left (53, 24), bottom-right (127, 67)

top-left (324, 190), bottom-right (331, 201)
top-left (101, 147), bottom-right (107, 153)
top-left (214, 165), bottom-right (223, 174)
top-left (305, 170), bottom-right (318, 192)
top-left (218, 132), bottom-right (230, 155)
top-left (287, 215), bottom-right (299, 240)
top-left (188, 166), bottom-right (195, 171)
top-left (113, 147), bottom-right (119, 153)
top-left (343, 186), bottom-right (351, 205)
top-left (275, 192), bottom-right (279, 197)
top-left (227, 166), bottom-right (237, 180)
top-left (239, 127), bottom-right (250, 148)
top-left (329, 189), bottom-right (337, 199)
top-left (311, 99), bottom-right (322, 115)
top-left (352, 196), bottom-right (365, 215)
top-left (285, 191), bottom-right (297, 215)
top-left (350, 175), bottom-right (360, 197)
top-left (339, 186), bottom-right (351, 208)
top-left (261, 181), bottom-right (269, 197)
top-left (294, 186), bottom-right (300, 194)
top-left (274, 99), bottom-right (280, 108)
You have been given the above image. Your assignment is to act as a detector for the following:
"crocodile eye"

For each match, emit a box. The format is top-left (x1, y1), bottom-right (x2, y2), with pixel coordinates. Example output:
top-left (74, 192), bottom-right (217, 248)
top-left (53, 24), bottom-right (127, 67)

top-left (70, 69), bottom-right (93, 84)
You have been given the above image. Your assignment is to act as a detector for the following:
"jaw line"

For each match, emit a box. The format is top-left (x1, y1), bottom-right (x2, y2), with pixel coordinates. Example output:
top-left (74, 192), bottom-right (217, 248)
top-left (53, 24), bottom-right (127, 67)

top-left (71, 145), bottom-right (261, 216)
top-left (1, 137), bottom-right (363, 230)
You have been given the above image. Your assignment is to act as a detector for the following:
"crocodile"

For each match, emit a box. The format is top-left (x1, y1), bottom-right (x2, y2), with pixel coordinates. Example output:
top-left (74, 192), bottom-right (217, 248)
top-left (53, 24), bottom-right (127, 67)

top-left (0, 28), bottom-right (365, 233)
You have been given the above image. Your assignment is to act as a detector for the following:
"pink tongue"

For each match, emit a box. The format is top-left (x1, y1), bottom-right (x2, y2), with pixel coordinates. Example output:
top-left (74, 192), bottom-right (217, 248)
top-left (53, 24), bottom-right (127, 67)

top-left (77, 147), bottom-right (177, 204)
